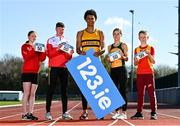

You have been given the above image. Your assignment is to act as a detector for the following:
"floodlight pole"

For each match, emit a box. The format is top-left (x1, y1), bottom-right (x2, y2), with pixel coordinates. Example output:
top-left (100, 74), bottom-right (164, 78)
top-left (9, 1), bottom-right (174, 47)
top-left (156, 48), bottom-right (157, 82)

top-left (178, 0), bottom-right (180, 87)
top-left (129, 10), bottom-right (134, 92)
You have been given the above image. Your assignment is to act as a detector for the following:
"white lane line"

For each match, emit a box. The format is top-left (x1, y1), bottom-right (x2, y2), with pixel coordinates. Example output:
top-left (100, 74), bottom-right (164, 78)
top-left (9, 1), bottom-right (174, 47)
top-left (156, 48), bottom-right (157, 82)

top-left (121, 119), bottom-right (135, 126)
top-left (0, 107), bottom-right (45, 120)
top-left (27, 120), bottom-right (52, 126)
top-left (0, 113), bottom-right (22, 120)
top-left (107, 119), bottom-right (135, 126)
top-left (0, 101), bottom-right (59, 120)
top-left (144, 109), bottom-right (180, 120)
top-left (107, 119), bottom-right (118, 126)
top-left (27, 102), bottom-right (81, 126)
top-left (0, 104), bottom-right (23, 108)
top-left (107, 113), bottom-right (135, 126)
top-left (28, 102), bottom-right (81, 126)
top-left (48, 102), bottom-right (81, 126)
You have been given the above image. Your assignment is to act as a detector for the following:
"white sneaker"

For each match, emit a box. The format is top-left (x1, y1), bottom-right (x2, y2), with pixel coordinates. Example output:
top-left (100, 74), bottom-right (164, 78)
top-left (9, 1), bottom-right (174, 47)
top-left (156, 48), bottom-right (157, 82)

top-left (111, 113), bottom-right (121, 119)
top-left (116, 113), bottom-right (127, 119)
top-left (62, 112), bottom-right (73, 120)
top-left (45, 112), bottom-right (52, 120)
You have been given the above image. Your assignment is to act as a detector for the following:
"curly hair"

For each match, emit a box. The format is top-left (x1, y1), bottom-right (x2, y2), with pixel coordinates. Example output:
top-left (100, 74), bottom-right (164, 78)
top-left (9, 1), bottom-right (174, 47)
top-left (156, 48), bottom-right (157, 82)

top-left (84, 9), bottom-right (97, 20)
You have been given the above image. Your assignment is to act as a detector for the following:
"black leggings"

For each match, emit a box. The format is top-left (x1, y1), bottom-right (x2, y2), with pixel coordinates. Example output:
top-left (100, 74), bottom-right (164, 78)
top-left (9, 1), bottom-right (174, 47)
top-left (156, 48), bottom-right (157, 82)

top-left (46, 67), bottom-right (68, 114)
top-left (111, 66), bottom-right (128, 111)
top-left (81, 93), bottom-right (88, 110)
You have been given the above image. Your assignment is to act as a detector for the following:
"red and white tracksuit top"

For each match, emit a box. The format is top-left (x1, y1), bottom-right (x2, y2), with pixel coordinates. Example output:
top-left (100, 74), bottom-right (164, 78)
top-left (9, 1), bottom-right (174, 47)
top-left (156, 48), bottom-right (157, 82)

top-left (46, 36), bottom-right (72, 68)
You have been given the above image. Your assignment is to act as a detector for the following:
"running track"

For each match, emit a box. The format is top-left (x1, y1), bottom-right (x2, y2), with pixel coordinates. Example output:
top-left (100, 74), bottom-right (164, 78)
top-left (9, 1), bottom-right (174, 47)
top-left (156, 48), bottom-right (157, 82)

top-left (0, 101), bottom-right (180, 126)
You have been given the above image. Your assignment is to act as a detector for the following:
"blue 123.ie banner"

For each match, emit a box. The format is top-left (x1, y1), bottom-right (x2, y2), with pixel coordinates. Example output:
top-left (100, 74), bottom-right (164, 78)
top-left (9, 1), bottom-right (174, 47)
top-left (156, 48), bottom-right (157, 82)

top-left (66, 49), bottom-right (125, 119)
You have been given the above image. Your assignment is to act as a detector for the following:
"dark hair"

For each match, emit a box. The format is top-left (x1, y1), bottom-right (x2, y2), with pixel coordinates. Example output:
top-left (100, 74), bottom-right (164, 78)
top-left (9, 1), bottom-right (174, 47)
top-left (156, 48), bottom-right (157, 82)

top-left (84, 9), bottom-right (97, 20)
top-left (28, 31), bottom-right (35, 37)
top-left (26, 31), bottom-right (36, 43)
top-left (138, 30), bottom-right (148, 36)
top-left (113, 28), bottom-right (122, 35)
top-left (56, 22), bottom-right (65, 28)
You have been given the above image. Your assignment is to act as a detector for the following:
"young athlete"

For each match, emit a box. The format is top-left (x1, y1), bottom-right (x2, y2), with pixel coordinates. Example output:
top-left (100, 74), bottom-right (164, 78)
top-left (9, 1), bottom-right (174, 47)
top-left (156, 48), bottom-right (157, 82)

top-left (21, 31), bottom-right (46, 120)
top-left (76, 9), bottom-right (105, 120)
top-left (131, 30), bottom-right (157, 120)
top-left (45, 22), bottom-right (74, 120)
top-left (107, 28), bottom-right (128, 119)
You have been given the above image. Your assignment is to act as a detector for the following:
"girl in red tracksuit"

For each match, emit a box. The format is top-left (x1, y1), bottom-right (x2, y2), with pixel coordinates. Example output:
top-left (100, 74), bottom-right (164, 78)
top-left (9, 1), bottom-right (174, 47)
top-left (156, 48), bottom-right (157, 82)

top-left (21, 31), bottom-right (46, 120)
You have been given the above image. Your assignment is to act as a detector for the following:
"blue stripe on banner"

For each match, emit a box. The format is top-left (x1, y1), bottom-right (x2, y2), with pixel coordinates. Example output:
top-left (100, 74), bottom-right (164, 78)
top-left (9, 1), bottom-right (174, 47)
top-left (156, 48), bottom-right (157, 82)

top-left (66, 48), bottom-right (125, 119)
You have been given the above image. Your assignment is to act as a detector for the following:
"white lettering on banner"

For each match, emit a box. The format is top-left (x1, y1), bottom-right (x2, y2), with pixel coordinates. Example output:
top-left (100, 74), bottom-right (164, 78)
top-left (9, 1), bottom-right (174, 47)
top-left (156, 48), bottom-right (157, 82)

top-left (80, 65), bottom-right (97, 81)
top-left (99, 96), bottom-right (111, 110)
top-left (77, 57), bottom-right (91, 70)
top-left (87, 75), bottom-right (103, 90)
top-left (77, 57), bottom-right (112, 110)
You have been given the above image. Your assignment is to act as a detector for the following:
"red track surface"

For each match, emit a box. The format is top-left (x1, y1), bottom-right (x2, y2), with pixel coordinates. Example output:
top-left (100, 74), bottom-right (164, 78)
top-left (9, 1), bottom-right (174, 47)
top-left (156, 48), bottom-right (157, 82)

top-left (0, 101), bottom-right (180, 126)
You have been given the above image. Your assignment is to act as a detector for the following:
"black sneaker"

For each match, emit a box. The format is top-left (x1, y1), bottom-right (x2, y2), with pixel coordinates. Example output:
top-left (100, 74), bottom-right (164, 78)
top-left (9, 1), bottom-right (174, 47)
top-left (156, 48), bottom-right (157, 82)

top-left (131, 112), bottom-right (144, 120)
top-left (100, 117), bottom-right (104, 120)
top-left (150, 112), bottom-right (157, 120)
top-left (22, 114), bottom-right (31, 120)
top-left (99, 117), bottom-right (104, 120)
top-left (28, 113), bottom-right (38, 120)
top-left (79, 113), bottom-right (88, 120)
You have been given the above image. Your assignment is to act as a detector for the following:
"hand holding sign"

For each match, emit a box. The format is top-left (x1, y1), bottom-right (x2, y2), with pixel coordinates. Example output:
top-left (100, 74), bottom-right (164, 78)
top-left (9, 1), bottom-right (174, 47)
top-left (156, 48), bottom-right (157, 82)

top-left (108, 50), bottom-right (121, 62)
top-left (66, 49), bottom-right (125, 119)
top-left (35, 43), bottom-right (45, 52)
top-left (135, 50), bottom-right (148, 60)
top-left (59, 42), bottom-right (74, 55)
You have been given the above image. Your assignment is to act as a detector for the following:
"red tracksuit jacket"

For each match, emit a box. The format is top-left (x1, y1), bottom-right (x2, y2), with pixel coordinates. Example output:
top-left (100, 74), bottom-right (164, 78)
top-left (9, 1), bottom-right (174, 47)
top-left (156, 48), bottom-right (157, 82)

top-left (21, 43), bottom-right (46, 73)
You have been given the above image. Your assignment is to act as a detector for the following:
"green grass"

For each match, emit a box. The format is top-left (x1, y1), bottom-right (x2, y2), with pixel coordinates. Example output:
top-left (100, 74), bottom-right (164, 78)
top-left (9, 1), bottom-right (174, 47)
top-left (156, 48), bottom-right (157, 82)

top-left (0, 101), bottom-right (21, 106)
top-left (0, 100), bottom-right (45, 106)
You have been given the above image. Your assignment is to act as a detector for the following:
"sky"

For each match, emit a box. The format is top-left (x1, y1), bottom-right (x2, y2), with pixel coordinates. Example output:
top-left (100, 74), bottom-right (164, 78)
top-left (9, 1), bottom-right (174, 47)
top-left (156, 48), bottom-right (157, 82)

top-left (0, 0), bottom-right (178, 68)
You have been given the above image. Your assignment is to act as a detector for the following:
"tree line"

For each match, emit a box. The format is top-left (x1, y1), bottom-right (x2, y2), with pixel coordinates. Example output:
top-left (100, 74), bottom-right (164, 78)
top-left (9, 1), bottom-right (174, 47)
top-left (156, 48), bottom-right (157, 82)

top-left (0, 54), bottom-right (178, 96)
